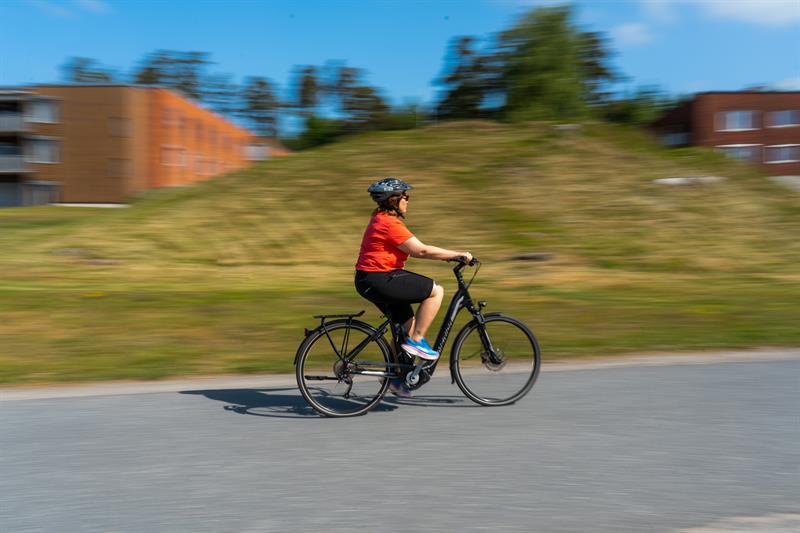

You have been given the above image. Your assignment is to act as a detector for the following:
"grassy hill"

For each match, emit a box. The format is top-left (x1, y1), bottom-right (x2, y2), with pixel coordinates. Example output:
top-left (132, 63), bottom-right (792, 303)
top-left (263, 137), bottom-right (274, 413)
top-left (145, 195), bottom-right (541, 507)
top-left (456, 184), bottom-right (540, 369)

top-left (1, 121), bottom-right (799, 384)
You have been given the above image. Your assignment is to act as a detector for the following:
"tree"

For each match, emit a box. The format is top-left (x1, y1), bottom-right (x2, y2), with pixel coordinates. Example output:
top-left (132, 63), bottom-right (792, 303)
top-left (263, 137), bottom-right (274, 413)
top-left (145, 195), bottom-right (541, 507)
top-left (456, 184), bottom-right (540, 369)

top-left (495, 5), bottom-right (617, 121)
top-left (325, 65), bottom-right (389, 130)
top-left (342, 85), bottom-right (387, 130)
top-left (293, 65), bottom-right (320, 117)
top-left (601, 86), bottom-right (674, 126)
top-left (203, 73), bottom-right (241, 117)
top-left (578, 31), bottom-right (618, 107)
top-left (132, 50), bottom-right (212, 100)
top-left (283, 116), bottom-right (342, 151)
top-left (61, 57), bottom-right (115, 83)
top-left (240, 76), bottom-right (279, 136)
top-left (436, 36), bottom-right (499, 120)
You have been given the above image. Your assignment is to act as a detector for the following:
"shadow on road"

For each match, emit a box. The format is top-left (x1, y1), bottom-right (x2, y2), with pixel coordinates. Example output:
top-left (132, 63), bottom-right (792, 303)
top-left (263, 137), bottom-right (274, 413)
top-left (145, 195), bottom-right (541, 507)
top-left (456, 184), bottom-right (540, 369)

top-left (180, 387), bottom-right (472, 419)
top-left (180, 387), bottom-right (334, 419)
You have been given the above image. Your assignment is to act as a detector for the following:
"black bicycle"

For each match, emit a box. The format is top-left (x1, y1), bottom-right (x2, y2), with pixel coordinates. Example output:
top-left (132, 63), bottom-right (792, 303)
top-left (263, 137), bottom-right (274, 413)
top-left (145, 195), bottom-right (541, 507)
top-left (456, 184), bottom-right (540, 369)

top-left (294, 258), bottom-right (541, 417)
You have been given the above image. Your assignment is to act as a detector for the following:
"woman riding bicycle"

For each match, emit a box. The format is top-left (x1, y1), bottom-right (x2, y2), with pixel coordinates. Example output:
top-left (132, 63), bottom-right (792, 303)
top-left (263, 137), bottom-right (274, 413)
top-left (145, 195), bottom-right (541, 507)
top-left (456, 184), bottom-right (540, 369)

top-left (355, 177), bottom-right (472, 394)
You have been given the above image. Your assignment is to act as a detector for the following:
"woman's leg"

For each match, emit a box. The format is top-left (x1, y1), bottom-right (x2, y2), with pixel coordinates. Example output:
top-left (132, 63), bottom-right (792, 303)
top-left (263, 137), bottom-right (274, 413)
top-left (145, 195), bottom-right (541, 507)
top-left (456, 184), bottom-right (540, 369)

top-left (409, 284), bottom-right (443, 341)
top-left (402, 316), bottom-right (415, 338)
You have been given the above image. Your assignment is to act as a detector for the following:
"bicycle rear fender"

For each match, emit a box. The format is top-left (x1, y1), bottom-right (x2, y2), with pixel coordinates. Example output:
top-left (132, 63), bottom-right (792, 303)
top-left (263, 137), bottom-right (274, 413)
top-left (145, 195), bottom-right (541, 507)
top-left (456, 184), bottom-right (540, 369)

top-left (293, 318), bottom-right (387, 365)
top-left (448, 312), bottom-right (506, 383)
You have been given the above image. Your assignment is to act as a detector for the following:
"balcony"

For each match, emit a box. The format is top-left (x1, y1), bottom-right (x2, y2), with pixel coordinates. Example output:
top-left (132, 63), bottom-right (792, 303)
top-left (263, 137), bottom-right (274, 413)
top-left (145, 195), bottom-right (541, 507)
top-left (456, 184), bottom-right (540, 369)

top-left (0, 155), bottom-right (29, 173)
top-left (0, 113), bottom-right (28, 133)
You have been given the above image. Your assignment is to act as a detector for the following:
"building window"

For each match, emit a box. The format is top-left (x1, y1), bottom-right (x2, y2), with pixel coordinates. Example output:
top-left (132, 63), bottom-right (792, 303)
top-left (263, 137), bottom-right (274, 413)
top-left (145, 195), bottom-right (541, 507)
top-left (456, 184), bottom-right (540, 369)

top-left (108, 158), bottom-right (131, 178)
top-left (716, 144), bottom-right (761, 162)
top-left (161, 145), bottom-right (186, 166)
top-left (660, 132), bottom-right (689, 147)
top-left (767, 110), bottom-right (800, 128)
top-left (109, 117), bottom-right (131, 137)
top-left (28, 138), bottom-right (60, 163)
top-left (764, 145), bottom-right (800, 164)
top-left (162, 108), bottom-right (175, 127)
top-left (0, 142), bottom-right (23, 156)
top-left (716, 110), bottom-right (758, 131)
top-left (26, 99), bottom-right (59, 123)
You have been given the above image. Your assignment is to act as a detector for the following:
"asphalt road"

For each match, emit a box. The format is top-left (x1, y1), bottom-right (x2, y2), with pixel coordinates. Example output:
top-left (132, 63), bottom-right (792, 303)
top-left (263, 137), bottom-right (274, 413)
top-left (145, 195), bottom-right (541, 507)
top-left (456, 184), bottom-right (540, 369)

top-left (2, 354), bottom-right (799, 532)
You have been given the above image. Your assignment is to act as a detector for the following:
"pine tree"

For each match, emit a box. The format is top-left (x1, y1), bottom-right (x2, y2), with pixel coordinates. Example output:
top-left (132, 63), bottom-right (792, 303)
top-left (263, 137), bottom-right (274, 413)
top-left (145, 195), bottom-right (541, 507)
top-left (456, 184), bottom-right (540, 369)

top-left (240, 77), bottom-right (279, 137)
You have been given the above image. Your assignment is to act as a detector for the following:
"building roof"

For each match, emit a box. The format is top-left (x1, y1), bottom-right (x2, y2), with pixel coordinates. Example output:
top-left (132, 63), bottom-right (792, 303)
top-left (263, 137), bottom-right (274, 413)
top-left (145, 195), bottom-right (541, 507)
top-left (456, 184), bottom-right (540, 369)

top-left (695, 90), bottom-right (800, 95)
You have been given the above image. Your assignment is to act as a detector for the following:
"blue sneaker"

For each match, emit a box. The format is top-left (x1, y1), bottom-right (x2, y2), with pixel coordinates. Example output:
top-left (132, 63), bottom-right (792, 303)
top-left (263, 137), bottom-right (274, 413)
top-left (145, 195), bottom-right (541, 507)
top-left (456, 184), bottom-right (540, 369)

top-left (401, 337), bottom-right (440, 360)
top-left (388, 379), bottom-right (413, 398)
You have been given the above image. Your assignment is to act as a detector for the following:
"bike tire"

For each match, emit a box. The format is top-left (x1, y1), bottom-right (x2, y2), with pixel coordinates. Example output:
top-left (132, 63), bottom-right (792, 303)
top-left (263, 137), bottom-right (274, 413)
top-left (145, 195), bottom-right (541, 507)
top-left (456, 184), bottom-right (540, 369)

top-left (451, 314), bottom-right (541, 406)
top-left (296, 320), bottom-right (391, 417)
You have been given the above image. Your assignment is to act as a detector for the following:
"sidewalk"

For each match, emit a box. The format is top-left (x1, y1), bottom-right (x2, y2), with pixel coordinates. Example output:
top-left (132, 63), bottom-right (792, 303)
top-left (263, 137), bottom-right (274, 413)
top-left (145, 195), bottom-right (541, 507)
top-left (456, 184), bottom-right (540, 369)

top-left (2, 348), bottom-right (798, 402)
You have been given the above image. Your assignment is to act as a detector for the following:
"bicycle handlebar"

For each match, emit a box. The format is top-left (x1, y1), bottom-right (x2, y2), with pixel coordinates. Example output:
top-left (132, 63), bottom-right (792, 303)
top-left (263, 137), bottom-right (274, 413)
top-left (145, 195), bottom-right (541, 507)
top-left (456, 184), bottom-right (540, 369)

top-left (448, 256), bottom-right (480, 267)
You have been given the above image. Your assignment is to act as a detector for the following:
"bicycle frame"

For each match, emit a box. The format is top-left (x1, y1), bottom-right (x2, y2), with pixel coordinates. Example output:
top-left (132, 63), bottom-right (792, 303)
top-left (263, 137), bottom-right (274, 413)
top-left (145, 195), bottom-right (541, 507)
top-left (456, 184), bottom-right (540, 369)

top-left (305, 261), bottom-right (492, 381)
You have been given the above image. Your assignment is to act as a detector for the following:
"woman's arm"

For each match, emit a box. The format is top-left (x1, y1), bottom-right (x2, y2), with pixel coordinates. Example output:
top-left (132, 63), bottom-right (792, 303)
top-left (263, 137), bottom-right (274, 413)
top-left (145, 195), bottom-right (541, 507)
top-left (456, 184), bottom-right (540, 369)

top-left (398, 237), bottom-right (472, 263)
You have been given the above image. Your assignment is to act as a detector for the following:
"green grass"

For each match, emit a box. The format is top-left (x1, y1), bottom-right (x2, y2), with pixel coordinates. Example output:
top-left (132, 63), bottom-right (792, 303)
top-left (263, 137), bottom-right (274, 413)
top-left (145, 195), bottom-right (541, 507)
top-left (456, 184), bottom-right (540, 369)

top-left (1, 120), bottom-right (798, 384)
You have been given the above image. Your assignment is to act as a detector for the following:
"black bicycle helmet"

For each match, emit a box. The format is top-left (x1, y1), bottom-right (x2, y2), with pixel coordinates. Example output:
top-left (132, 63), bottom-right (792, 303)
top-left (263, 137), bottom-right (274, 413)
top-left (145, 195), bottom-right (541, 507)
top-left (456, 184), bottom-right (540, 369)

top-left (367, 177), bottom-right (413, 204)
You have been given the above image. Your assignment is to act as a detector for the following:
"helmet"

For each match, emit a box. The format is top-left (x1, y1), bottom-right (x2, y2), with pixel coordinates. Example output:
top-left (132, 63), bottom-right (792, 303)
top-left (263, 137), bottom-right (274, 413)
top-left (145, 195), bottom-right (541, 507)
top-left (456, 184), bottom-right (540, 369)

top-left (367, 177), bottom-right (413, 203)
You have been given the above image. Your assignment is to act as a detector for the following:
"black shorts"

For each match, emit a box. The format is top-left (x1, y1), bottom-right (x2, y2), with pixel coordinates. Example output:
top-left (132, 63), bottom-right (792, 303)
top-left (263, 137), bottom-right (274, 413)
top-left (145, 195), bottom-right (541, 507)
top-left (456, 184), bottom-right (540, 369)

top-left (354, 269), bottom-right (435, 325)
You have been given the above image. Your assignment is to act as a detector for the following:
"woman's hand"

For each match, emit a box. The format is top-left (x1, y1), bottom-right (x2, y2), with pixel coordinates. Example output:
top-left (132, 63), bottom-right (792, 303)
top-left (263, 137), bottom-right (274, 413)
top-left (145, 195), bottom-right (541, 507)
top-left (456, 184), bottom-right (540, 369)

top-left (454, 251), bottom-right (473, 264)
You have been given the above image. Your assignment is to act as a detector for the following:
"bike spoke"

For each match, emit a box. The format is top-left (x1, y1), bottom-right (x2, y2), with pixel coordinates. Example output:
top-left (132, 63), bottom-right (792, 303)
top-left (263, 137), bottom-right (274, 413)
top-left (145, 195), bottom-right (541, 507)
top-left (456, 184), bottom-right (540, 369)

top-left (453, 316), bottom-right (540, 405)
top-left (297, 321), bottom-right (390, 417)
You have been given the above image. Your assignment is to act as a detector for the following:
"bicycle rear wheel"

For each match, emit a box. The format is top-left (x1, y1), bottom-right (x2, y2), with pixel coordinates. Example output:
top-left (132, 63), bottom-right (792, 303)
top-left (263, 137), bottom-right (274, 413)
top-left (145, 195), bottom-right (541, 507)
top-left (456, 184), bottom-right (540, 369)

top-left (296, 321), bottom-right (391, 417)
top-left (452, 314), bottom-right (540, 406)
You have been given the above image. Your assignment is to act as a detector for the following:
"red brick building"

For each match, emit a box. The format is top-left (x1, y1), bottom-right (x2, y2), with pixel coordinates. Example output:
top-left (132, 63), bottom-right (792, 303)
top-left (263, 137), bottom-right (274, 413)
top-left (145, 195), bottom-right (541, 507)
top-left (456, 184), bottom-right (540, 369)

top-left (652, 91), bottom-right (800, 176)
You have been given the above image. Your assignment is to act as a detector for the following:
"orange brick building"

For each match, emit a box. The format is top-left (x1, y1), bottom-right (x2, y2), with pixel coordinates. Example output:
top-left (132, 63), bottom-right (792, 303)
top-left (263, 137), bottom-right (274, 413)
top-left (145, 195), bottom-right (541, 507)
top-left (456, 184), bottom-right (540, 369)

top-left (148, 88), bottom-right (255, 189)
top-left (0, 85), bottom-right (272, 206)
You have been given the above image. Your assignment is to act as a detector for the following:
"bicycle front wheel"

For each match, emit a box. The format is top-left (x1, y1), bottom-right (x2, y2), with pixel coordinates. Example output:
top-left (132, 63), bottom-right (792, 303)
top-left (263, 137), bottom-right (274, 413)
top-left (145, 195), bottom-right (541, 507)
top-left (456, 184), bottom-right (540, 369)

top-left (296, 321), bottom-right (391, 417)
top-left (452, 314), bottom-right (541, 406)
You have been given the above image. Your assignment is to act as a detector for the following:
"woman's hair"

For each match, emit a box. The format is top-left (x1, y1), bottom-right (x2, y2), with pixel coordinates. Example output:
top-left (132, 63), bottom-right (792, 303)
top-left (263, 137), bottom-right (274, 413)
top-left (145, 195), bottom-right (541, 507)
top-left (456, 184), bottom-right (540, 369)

top-left (373, 195), bottom-right (403, 218)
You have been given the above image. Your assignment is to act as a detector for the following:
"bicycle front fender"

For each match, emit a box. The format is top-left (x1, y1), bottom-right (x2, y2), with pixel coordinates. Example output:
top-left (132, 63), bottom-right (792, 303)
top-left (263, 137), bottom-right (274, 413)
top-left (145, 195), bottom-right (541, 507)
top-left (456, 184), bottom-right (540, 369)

top-left (448, 312), bottom-right (506, 383)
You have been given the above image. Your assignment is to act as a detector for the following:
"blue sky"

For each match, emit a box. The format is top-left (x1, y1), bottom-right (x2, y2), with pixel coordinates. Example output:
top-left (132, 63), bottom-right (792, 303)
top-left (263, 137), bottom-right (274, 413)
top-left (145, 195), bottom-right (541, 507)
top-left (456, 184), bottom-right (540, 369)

top-left (2, 0), bottom-right (799, 106)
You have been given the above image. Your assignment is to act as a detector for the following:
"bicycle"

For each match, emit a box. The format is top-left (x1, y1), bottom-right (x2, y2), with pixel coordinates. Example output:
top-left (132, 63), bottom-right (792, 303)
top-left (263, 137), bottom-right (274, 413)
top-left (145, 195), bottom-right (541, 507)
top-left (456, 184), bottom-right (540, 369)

top-left (294, 258), bottom-right (541, 417)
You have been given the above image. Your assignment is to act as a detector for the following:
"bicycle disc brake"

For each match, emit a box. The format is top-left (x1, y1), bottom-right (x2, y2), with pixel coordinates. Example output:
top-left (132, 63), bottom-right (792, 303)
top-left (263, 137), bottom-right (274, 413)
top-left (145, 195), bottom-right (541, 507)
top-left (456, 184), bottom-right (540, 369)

top-left (482, 349), bottom-right (507, 371)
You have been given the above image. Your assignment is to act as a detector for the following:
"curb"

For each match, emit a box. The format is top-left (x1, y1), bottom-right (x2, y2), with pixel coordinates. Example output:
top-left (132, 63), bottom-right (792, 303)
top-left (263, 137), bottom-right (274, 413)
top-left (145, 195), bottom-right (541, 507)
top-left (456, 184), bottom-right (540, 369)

top-left (1, 348), bottom-right (798, 402)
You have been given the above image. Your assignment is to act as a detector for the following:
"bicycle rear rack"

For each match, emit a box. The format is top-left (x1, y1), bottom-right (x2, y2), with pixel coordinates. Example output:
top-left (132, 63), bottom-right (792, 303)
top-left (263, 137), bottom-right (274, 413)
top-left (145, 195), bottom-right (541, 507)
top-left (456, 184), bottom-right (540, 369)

top-left (313, 310), bottom-right (365, 321)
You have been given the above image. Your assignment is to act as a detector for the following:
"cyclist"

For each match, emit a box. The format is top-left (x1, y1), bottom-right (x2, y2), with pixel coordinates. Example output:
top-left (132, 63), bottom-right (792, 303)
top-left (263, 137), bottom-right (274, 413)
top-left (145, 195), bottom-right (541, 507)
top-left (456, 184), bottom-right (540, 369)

top-left (354, 177), bottom-right (472, 396)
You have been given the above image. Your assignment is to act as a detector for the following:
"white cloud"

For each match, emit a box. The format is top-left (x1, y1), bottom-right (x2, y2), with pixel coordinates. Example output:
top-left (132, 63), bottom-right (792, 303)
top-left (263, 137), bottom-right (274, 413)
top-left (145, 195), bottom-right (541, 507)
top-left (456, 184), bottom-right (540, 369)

top-left (27, 0), bottom-right (75, 18)
top-left (648, 0), bottom-right (800, 27)
top-left (773, 76), bottom-right (800, 91)
top-left (27, 0), bottom-right (111, 17)
top-left (699, 0), bottom-right (800, 27)
top-left (74, 0), bottom-right (111, 14)
top-left (611, 23), bottom-right (654, 46)
top-left (641, 0), bottom-right (677, 23)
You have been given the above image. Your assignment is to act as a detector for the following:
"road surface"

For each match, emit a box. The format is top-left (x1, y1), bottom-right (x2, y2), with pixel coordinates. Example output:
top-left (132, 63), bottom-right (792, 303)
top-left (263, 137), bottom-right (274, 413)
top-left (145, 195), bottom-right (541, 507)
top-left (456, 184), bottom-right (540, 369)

top-left (2, 351), bottom-right (799, 532)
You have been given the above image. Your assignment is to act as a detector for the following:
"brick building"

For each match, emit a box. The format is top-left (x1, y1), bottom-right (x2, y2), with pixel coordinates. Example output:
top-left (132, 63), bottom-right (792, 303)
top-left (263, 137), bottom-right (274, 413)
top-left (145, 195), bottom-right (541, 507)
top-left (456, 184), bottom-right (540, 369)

top-left (652, 91), bottom-right (800, 176)
top-left (0, 85), bottom-right (275, 207)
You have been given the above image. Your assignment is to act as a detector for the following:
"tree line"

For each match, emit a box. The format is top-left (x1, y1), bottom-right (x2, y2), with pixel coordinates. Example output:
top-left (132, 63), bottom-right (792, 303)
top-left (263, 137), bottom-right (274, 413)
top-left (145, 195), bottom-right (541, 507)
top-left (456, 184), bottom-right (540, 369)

top-left (60, 5), bottom-right (674, 149)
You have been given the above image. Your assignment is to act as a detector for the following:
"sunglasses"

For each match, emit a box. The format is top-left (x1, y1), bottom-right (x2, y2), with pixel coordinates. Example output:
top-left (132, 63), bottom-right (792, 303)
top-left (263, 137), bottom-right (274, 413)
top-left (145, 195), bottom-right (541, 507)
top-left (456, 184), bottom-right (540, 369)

top-left (400, 194), bottom-right (410, 201)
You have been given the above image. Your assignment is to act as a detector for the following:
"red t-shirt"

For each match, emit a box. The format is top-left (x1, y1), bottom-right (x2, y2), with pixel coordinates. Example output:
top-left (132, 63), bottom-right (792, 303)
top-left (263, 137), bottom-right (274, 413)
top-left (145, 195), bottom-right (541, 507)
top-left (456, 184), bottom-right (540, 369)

top-left (356, 212), bottom-right (414, 272)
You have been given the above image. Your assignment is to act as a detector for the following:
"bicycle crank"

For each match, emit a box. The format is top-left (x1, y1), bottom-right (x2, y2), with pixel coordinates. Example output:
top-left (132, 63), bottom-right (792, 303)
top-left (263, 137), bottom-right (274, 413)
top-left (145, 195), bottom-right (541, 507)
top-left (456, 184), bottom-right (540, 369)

top-left (405, 360), bottom-right (435, 389)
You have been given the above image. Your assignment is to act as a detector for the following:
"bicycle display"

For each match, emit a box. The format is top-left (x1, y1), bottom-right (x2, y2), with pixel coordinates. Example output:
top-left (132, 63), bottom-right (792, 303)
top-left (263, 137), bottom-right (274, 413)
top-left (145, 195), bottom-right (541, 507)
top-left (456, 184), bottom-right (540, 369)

top-left (294, 258), bottom-right (541, 417)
